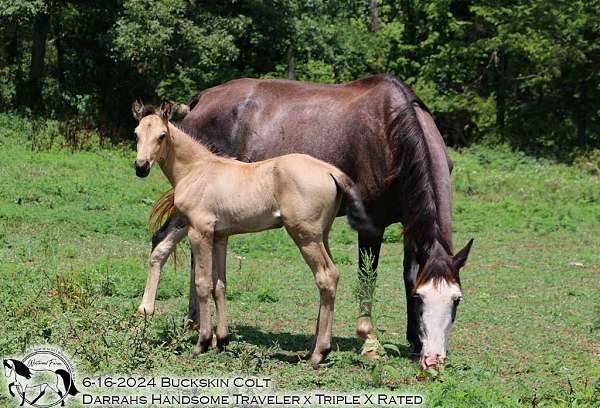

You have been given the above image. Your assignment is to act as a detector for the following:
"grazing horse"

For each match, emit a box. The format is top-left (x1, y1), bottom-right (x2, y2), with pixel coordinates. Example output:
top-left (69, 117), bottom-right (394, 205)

top-left (132, 100), bottom-right (376, 365)
top-left (148, 75), bottom-right (473, 369)
top-left (3, 359), bottom-right (78, 407)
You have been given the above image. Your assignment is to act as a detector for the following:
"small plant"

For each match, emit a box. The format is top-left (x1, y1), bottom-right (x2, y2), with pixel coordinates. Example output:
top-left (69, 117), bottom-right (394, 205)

top-left (353, 248), bottom-right (378, 325)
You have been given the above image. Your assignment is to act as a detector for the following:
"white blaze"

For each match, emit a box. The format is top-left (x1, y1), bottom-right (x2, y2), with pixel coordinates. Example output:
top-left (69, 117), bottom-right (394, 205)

top-left (416, 279), bottom-right (461, 366)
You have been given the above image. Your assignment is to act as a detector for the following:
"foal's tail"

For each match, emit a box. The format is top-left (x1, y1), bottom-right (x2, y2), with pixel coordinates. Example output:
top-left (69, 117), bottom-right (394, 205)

top-left (149, 189), bottom-right (176, 233)
top-left (148, 189), bottom-right (178, 264)
top-left (330, 171), bottom-right (380, 237)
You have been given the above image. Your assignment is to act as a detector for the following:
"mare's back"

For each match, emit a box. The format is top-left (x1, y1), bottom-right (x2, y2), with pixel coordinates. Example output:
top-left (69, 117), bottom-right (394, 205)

top-left (181, 77), bottom-right (398, 166)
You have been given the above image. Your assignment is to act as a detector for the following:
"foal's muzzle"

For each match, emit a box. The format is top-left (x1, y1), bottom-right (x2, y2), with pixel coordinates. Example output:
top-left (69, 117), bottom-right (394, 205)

top-left (135, 160), bottom-right (151, 177)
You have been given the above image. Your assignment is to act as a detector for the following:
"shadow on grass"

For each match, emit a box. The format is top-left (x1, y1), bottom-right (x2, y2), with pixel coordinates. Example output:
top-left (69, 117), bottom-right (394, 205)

top-left (179, 325), bottom-right (416, 364)
top-left (233, 324), bottom-right (363, 353)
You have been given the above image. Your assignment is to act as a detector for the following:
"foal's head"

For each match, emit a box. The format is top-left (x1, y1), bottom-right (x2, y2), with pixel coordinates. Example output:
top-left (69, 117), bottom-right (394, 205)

top-left (412, 239), bottom-right (473, 370)
top-left (132, 100), bottom-right (173, 177)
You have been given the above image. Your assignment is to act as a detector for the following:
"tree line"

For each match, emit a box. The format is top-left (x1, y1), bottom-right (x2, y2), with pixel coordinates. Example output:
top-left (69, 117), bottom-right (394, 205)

top-left (1, 0), bottom-right (598, 153)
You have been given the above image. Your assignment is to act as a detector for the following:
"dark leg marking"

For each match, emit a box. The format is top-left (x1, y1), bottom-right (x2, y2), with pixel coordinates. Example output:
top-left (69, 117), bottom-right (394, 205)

top-left (216, 335), bottom-right (229, 352)
top-left (403, 245), bottom-right (422, 352)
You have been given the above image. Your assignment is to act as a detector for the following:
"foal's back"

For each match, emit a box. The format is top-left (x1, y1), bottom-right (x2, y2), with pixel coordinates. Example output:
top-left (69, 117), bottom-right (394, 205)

top-left (174, 154), bottom-right (341, 237)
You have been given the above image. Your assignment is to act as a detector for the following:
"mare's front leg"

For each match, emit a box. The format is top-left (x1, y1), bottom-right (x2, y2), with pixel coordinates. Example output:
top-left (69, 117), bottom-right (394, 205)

top-left (188, 224), bottom-right (215, 355)
top-left (403, 242), bottom-right (422, 352)
top-left (139, 212), bottom-right (188, 315)
top-left (212, 237), bottom-right (229, 351)
top-left (356, 231), bottom-right (384, 354)
top-left (188, 251), bottom-right (199, 328)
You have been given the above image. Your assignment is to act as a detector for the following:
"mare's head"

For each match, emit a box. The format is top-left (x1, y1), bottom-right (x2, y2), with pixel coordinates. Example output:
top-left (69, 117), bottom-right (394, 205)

top-left (412, 239), bottom-right (473, 370)
top-left (132, 100), bottom-right (174, 177)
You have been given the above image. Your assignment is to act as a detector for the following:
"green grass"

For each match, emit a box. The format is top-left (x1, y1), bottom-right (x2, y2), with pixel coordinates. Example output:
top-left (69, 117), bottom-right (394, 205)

top-left (0, 113), bottom-right (599, 407)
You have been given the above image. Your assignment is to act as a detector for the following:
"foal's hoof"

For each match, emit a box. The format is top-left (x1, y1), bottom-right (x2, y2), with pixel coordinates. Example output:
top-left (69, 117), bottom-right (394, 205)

top-left (137, 305), bottom-right (154, 316)
top-left (307, 353), bottom-right (326, 369)
top-left (216, 335), bottom-right (230, 352)
top-left (306, 347), bottom-right (330, 368)
top-left (193, 337), bottom-right (212, 356)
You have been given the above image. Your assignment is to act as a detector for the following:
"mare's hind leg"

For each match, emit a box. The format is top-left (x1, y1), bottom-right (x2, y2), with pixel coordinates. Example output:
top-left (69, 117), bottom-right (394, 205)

top-left (212, 237), bottom-right (229, 351)
top-left (287, 228), bottom-right (340, 367)
top-left (356, 231), bottom-right (384, 351)
top-left (188, 252), bottom-right (199, 328)
top-left (139, 212), bottom-right (188, 315)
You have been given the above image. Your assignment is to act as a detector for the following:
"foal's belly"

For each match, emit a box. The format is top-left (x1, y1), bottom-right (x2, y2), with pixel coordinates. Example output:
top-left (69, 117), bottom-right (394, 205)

top-left (214, 209), bottom-right (284, 236)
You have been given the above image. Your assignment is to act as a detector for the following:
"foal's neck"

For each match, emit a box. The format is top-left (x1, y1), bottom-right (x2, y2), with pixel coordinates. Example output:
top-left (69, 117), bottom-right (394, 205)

top-left (159, 122), bottom-right (217, 186)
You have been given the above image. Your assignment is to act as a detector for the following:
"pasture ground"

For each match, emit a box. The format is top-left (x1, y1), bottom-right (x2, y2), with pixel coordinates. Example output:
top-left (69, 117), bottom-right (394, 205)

top-left (0, 114), bottom-right (599, 407)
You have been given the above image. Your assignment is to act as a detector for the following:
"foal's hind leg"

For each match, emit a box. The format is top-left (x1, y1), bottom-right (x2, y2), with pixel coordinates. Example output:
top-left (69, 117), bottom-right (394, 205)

top-left (212, 237), bottom-right (229, 351)
top-left (139, 212), bottom-right (188, 315)
top-left (288, 229), bottom-right (340, 367)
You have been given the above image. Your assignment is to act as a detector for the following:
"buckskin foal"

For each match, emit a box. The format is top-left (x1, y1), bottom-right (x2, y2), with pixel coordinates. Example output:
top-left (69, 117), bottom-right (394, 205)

top-left (132, 100), bottom-right (376, 365)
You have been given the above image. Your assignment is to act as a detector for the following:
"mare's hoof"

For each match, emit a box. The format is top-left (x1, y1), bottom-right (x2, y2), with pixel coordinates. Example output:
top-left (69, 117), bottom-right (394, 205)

top-left (360, 336), bottom-right (383, 359)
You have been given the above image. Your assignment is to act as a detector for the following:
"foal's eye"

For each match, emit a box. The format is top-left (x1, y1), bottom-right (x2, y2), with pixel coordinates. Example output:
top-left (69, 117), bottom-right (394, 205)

top-left (159, 133), bottom-right (166, 140)
top-left (412, 294), bottom-right (423, 304)
top-left (453, 297), bottom-right (461, 306)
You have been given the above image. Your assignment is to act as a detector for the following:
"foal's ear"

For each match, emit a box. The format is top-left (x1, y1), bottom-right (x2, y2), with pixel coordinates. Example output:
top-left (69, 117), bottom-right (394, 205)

top-left (132, 99), bottom-right (144, 121)
top-left (159, 99), bottom-right (173, 120)
top-left (453, 238), bottom-right (474, 270)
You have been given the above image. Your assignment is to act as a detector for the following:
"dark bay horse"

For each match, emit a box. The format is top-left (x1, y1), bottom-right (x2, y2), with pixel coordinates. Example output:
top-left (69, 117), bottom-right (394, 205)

top-left (147, 74), bottom-right (473, 369)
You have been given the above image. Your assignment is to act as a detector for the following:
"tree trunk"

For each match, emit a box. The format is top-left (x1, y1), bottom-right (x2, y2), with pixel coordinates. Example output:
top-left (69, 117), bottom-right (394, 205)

top-left (53, 12), bottom-right (65, 90)
top-left (26, 9), bottom-right (50, 113)
top-left (401, 0), bottom-right (417, 44)
top-left (369, 0), bottom-right (381, 32)
top-left (6, 25), bottom-right (23, 106)
top-left (494, 51), bottom-right (507, 137)
top-left (287, 45), bottom-right (295, 80)
top-left (576, 81), bottom-right (588, 146)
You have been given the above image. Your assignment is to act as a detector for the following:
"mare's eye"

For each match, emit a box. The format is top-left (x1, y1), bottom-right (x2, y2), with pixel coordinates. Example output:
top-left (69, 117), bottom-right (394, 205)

top-left (453, 297), bottom-right (461, 306)
top-left (159, 133), bottom-right (166, 140)
top-left (412, 294), bottom-right (423, 304)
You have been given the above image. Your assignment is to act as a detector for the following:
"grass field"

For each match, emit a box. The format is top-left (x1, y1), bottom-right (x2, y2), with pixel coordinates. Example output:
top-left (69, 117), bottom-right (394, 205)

top-left (0, 114), bottom-right (599, 407)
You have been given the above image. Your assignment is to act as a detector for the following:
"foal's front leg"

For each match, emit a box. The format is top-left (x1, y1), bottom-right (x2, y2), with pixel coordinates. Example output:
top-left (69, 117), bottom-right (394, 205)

top-left (139, 212), bottom-right (188, 315)
top-left (188, 225), bottom-right (215, 355)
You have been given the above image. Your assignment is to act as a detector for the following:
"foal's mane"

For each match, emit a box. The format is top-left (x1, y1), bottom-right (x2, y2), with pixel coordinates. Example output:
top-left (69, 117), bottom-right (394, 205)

top-left (381, 75), bottom-right (452, 256)
top-left (139, 106), bottom-right (232, 158)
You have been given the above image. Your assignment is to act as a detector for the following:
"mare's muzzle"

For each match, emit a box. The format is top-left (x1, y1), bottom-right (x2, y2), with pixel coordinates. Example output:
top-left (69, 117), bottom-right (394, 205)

top-left (135, 160), bottom-right (151, 177)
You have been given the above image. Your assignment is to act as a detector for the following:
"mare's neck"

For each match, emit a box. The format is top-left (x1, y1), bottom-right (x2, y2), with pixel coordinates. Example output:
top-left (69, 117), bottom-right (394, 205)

top-left (159, 123), bottom-right (216, 186)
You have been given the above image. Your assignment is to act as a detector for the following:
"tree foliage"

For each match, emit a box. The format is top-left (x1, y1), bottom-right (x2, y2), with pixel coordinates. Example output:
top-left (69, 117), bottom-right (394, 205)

top-left (0, 0), bottom-right (598, 152)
